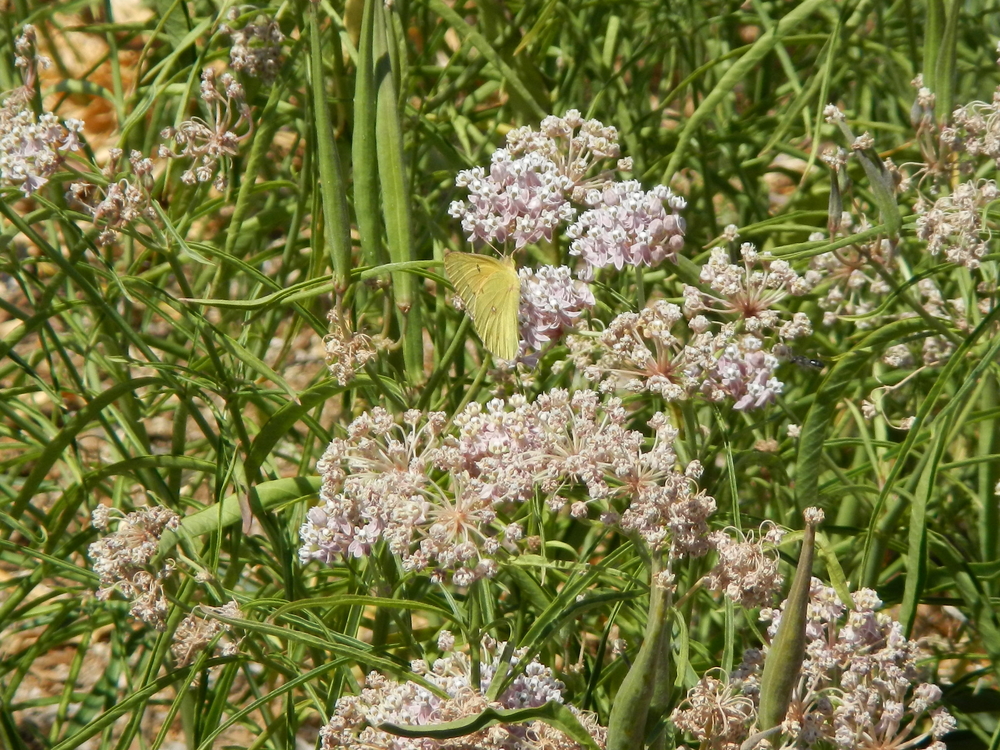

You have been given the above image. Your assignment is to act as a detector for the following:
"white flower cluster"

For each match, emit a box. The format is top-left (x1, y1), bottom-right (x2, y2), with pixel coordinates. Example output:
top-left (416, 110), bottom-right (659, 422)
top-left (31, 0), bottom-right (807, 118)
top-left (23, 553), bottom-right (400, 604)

top-left (683, 244), bottom-right (812, 336)
top-left (319, 636), bottom-right (605, 750)
top-left (572, 300), bottom-right (785, 410)
top-left (0, 26), bottom-right (84, 196)
top-left (706, 523), bottom-right (787, 609)
top-left (673, 581), bottom-right (955, 750)
top-left (915, 179), bottom-right (997, 269)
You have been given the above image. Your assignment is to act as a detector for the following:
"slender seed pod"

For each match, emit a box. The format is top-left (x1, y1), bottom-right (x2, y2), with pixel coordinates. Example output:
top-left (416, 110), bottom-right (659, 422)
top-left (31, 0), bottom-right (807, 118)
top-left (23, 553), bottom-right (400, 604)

top-left (607, 559), bottom-right (670, 750)
top-left (757, 509), bottom-right (823, 730)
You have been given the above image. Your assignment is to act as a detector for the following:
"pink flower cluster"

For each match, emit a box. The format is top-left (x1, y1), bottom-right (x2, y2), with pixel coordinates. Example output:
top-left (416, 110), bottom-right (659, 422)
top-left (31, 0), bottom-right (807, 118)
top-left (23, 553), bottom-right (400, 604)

top-left (571, 300), bottom-right (784, 410)
top-left (450, 150), bottom-right (576, 249)
top-left (300, 390), bottom-right (719, 581)
top-left (567, 181), bottom-right (686, 277)
top-left (518, 265), bottom-right (595, 350)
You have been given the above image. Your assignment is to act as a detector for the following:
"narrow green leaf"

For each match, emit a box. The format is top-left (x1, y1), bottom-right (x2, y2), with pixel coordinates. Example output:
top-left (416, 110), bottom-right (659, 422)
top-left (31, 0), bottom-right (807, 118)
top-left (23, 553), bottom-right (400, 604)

top-left (662, 0), bottom-right (827, 182)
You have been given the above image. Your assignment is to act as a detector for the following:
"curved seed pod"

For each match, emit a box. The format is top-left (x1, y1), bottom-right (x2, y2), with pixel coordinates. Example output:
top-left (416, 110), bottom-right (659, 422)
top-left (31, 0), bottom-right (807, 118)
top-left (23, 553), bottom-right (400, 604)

top-left (757, 509), bottom-right (822, 730)
top-left (607, 560), bottom-right (670, 750)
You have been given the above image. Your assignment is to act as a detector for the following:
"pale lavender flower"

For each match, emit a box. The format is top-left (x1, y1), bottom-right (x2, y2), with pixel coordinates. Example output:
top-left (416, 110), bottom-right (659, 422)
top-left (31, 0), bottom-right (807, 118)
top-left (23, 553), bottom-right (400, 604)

top-left (700, 338), bottom-right (783, 411)
top-left (449, 149), bottom-right (576, 249)
top-left (518, 264), bottom-right (594, 349)
top-left (567, 180), bottom-right (686, 277)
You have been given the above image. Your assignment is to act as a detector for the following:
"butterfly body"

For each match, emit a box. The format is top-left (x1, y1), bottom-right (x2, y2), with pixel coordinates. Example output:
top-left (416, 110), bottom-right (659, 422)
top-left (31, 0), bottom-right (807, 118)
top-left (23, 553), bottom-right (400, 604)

top-left (444, 251), bottom-right (521, 360)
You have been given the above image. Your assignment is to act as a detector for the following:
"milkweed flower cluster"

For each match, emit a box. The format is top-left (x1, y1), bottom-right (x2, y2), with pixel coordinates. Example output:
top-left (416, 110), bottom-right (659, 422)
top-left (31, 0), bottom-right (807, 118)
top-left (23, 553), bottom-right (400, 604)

top-left (673, 581), bottom-right (955, 750)
top-left (220, 9), bottom-right (285, 81)
top-left (683, 243), bottom-right (813, 336)
top-left (447, 111), bottom-right (687, 354)
top-left (569, 300), bottom-right (784, 410)
top-left (319, 635), bottom-right (606, 750)
top-left (518, 265), bottom-right (595, 350)
top-left (568, 181), bottom-right (686, 277)
top-left (705, 523), bottom-right (786, 609)
top-left (171, 600), bottom-right (242, 667)
top-left (0, 26), bottom-right (85, 196)
top-left (157, 68), bottom-right (252, 190)
top-left (88, 504), bottom-right (179, 629)
top-left (300, 389), bottom-right (718, 581)
top-left (914, 179), bottom-right (997, 269)
top-left (67, 148), bottom-right (157, 246)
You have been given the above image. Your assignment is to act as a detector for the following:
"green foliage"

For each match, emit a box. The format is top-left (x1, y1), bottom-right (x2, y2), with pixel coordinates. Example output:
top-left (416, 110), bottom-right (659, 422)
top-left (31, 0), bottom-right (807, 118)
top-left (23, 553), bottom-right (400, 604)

top-left (2, 0), bottom-right (1000, 748)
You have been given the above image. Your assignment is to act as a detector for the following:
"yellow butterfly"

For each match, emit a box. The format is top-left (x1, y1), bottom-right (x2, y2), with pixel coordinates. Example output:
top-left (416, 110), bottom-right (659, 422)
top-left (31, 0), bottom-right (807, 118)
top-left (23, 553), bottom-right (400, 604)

top-left (444, 251), bottom-right (521, 360)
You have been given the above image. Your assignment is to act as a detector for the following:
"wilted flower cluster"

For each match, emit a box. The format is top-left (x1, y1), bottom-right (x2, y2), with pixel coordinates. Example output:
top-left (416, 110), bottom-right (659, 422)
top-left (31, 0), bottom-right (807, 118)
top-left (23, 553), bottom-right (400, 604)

top-left (518, 265), bottom-right (595, 350)
top-left (914, 179), bottom-right (997, 269)
top-left (0, 26), bottom-right (84, 196)
top-left (808, 230), bottom-right (895, 328)
top-left (705, 523), bottom-right (786, 609)
top-left (324, 308), bottom-right (382, 385)
top-left (68, 149), bottom-right (157, 246)
top-left (683, 243), bottom-right (812, 335)
top-left (570, 300), bottom-right (784, 410)
top-left (674, 581), bottom-right (955, 750)
top-left (300, 389), bottom-right (719, 581)
top-left (220, 9), bottom-right (284, 81)
top-left (158, 68), bottom-right (252, 190)
top-left (171, 600), bottom-right (242, 667)
top-left (568, 181), bottom-right (686, 277)
top-left (319, 635), bottom-right (606, 750)
top-left (88, 504), bottom-right (180, 629)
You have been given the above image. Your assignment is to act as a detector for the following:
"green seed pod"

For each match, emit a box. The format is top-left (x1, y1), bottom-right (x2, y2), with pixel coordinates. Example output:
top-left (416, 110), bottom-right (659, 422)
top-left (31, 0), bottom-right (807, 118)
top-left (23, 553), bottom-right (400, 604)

top-left (607, 561), bottom-right (670, 750)
top-left (756, 511), bottom-right (821, 730)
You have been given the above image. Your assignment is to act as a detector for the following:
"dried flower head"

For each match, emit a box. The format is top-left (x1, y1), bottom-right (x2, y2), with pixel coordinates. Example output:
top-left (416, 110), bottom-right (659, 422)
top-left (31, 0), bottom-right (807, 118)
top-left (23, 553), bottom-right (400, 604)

top-left (88, 505), bottom-right (180, 629)
top-left (158, 68), bottom-right (252, 190)
top-left (221, 11), bottom-right (285, 81)
top-left (172, 600), bottom-right (242, 667)
top-left (324, 308), bottom-right (382, 385)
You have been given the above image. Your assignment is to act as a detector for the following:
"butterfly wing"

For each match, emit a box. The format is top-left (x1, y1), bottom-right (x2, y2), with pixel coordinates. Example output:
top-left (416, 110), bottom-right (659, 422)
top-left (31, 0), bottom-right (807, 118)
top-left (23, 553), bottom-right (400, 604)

top-left (444, 252), bottom-right (521, 360)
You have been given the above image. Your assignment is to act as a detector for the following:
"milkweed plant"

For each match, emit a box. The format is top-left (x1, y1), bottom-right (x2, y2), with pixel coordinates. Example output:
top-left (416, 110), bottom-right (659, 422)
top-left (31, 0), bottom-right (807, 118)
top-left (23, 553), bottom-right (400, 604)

top-left (1, 1), bottom-right (999, 749)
